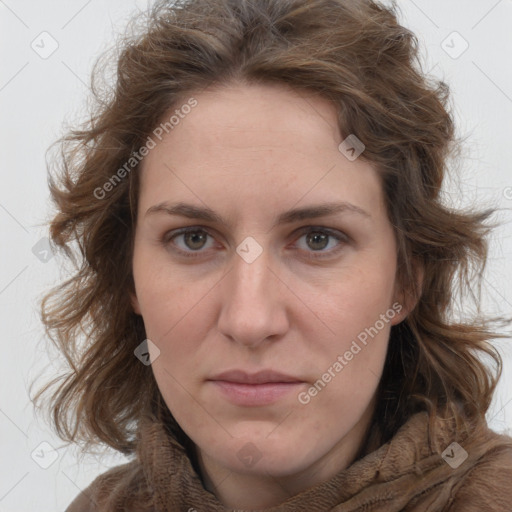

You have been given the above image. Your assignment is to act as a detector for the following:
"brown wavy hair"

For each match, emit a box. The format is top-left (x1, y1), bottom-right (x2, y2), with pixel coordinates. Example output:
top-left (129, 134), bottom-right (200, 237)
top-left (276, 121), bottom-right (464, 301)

top-left (31, 0), bottom-right (509, 457)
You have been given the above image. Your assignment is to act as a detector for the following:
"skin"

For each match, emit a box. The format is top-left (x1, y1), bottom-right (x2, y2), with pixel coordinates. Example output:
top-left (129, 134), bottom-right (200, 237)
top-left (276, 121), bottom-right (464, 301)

top-left (130, 81), bottom-right (419, 509)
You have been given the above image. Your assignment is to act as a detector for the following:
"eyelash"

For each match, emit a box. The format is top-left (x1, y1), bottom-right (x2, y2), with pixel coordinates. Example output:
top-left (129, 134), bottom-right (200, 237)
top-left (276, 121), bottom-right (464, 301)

top-left (161, 226), bottom-right (349, 260)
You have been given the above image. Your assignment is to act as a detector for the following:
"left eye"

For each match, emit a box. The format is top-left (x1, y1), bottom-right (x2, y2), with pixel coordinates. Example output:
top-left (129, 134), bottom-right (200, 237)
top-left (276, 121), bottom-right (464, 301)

top-left (295, 229), bottom-right (344, 253)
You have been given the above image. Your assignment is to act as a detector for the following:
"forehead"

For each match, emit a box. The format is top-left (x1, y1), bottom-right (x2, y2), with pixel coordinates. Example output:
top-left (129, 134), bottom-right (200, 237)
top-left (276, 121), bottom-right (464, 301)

top-left (145, 82), bottom-right (343, 163)
top-left (137, 82), bottom-right (386, 222)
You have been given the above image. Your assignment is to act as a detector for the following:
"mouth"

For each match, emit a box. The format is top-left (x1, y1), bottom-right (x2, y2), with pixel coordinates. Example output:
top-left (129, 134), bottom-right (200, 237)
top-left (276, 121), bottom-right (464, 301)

top-left (207, 369), bottom-right (305, 406)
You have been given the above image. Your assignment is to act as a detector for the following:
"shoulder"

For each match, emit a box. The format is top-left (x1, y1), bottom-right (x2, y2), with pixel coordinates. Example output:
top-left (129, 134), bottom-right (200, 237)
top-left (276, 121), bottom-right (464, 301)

top-left (65, 460), bottom-right (147, 512)
top-left (447, 429), bottom-right (512, 512)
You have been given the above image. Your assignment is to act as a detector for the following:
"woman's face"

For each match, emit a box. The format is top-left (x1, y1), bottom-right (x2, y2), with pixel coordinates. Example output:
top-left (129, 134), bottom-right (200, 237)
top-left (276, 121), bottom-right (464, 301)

top-left (131, 82), bottom-right (407, 492)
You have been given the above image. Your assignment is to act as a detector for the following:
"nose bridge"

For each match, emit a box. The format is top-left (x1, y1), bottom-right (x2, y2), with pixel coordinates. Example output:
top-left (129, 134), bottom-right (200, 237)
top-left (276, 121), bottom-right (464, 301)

top-left (217, 246), bottom-right (287, 346)
top-left (229, 248), bottom-right (274, 316)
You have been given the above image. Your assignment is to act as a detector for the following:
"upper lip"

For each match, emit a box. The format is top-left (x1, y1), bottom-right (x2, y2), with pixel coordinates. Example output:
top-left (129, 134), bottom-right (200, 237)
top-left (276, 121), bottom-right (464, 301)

top-left (208, 369), bottom-right (302, 384)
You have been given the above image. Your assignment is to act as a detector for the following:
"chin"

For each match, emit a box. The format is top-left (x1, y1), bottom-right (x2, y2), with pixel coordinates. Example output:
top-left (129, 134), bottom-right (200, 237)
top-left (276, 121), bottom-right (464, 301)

top-left (211, 432), bottom-right (326, 477)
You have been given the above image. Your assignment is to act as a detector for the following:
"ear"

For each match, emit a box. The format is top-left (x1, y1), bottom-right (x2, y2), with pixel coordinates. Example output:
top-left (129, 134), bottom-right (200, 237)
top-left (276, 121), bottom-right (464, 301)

top-left (130, 290), bottom-right (142, 315)
top-left (390, 258), bottom-right (424, 326)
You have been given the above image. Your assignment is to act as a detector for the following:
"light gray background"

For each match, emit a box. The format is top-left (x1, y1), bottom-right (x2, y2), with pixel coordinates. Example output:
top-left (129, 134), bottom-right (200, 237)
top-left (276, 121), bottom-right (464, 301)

top-left (1, 0), bottom-right (511, 510)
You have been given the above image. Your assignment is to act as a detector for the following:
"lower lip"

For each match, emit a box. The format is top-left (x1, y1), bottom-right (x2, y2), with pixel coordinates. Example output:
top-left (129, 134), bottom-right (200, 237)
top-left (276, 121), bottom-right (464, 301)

top-left (209, 381), bottom-right (304, 406)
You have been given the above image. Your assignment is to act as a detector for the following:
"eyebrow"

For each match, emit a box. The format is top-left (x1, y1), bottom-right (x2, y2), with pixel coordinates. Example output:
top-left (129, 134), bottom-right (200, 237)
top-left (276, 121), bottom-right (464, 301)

top-left (145, 201), bottom-right (371, 229)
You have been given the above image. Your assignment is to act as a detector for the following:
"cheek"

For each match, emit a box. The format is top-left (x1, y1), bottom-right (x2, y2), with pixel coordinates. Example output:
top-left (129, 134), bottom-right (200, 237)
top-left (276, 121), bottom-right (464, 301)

top-left (140, 287), bottom-right (214, 424)
top-left (305, 276), bottom-right (394, 422)
top-left (140, 286), bottom-right (212, 356)
top-left (132, 244), bottom-right (211, 342)
top-left (307, 258), bottom-right (397, 382)
top-left (319, 260), bottom-right (397, 333)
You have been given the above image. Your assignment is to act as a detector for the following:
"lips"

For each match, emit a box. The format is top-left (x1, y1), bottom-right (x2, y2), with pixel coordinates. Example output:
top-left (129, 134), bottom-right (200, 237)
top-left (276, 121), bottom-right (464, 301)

top-left (207, 369), bottom-right (304, 406)
top-left (208, 369), bottom-right (302, 385)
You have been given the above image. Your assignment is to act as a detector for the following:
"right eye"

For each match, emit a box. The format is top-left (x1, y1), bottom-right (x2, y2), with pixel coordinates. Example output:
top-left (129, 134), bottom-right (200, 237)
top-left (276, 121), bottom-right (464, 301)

top-left (162, 227), bottom-right (218, 258)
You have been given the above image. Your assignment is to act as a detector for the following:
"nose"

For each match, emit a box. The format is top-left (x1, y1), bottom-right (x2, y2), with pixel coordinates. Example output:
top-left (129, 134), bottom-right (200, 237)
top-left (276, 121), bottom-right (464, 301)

top-left (217, 246), bottom-right (289, 349)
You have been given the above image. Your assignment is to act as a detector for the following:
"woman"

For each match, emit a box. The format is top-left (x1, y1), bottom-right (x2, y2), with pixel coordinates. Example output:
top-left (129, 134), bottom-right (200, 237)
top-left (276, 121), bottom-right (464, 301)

top-left (32, 0), bottom-right (512, 510)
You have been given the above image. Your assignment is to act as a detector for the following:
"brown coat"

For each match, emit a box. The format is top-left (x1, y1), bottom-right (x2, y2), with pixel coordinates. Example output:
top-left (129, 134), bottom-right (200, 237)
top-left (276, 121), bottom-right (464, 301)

top-left (65, 410), bottom-right (512, 511)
